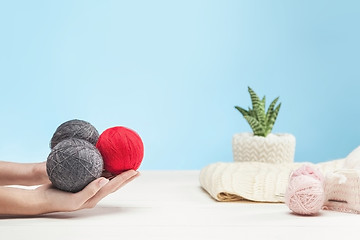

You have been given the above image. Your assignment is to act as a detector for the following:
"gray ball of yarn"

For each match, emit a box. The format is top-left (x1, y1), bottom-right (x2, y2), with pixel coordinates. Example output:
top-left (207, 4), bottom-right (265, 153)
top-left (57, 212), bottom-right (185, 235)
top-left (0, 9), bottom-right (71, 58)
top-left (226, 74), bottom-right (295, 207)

top-left (46, 138), bottom-right (104, 193)
top-left (50, 119), bottom-right (99, 149)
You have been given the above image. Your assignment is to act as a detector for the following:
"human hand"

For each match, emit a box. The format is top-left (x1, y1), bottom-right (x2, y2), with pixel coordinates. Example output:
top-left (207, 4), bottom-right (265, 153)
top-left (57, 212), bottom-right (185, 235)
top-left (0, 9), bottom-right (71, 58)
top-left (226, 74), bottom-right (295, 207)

top-left (35, 170), bottom-right (138, 214)
top-left (33, 161), bottom-right (51, 185)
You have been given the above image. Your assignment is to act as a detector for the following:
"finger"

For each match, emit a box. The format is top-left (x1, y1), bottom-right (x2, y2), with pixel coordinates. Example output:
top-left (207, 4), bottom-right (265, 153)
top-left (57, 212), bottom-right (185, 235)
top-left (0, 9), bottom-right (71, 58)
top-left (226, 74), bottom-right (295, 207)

top-left (82, 170), bottom-right (138, 208)
top-left (112, 171), bottom-right (140, 192)
top-left (94, 170), bottom-right (138, 198)
top-left (101, 170), bottom-right (115, 179)
top-left (75, 177), bottom-right (109, 208)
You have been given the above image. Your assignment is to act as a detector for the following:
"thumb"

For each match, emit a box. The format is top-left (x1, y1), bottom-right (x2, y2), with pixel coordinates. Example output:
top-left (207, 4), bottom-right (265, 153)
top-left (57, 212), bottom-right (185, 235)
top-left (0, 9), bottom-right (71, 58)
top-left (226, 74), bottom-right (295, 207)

top-left (75, 177), bottom-right (109, 207)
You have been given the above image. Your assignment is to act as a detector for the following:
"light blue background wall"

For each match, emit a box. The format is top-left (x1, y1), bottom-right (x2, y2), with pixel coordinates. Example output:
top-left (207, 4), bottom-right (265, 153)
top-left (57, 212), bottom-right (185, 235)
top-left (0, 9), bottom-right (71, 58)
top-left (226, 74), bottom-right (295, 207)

top-left (0, 1), bottom-right (359, 170)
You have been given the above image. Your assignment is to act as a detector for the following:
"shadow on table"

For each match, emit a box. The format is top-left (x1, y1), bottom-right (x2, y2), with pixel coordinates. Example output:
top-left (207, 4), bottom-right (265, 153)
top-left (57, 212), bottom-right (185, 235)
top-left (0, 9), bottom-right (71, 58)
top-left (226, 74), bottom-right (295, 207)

top-left (0, 205), bottom-right (127, 220)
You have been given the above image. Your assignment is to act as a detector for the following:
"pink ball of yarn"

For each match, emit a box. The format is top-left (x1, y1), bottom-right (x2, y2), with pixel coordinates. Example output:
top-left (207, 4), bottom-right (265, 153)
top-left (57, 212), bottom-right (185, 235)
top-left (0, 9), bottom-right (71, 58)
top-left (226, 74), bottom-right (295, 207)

top-left (290, 164), bottom-right (324, 182)
top-left (285, 174), bottom-right (325, 215)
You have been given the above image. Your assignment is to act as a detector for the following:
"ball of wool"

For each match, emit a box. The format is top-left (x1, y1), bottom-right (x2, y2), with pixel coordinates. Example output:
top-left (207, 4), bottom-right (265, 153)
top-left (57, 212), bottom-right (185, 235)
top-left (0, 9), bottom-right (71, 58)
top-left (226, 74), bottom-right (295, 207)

top-left (50, 119), bottom-right (99, 149)
top-left (290, 164), bottom-right (324, 182)
top-left (96, 126), bottom-right (144, 175)
top-left (46, 138), bottom-right (104, 193)
top-left (285, 174), bottom-right (325, 215)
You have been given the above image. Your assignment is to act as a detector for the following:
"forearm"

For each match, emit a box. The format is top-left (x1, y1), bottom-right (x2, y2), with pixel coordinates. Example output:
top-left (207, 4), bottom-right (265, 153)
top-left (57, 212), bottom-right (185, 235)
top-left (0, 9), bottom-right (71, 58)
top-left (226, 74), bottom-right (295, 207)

top-left (0, 161), bottom-right (50, 186)
top-left (0, 186), bottom-right (47, 215)
top-left (0, 171), bottom-right (137, 216)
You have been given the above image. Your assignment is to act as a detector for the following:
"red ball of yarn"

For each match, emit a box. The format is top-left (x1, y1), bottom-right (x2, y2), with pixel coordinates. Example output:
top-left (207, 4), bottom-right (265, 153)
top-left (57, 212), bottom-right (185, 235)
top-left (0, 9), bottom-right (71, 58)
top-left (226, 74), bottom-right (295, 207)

top-left (96, 126), bottom-right (144, 175)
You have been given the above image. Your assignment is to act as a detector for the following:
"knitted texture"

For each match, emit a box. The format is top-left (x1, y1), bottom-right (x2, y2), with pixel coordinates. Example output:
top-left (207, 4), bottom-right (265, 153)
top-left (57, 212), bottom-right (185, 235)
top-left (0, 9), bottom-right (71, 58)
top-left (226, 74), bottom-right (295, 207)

top-left (323, 169), bottom-right (360, 213)
top-left (232, 133), bottom-right (296, 164)
top-left (285, 165), bottom-right (325, 215)
top-left (321, 146), bottom-right (360, 213)
top-left (199, 159), bottom-right (345, 202)
top-left (288, 164), bottom-right (324, 181)
top-left (46, 138), bottom-right (103, 193)
top-left (343, 146), bottom-right (360, 169)
top-left (50, 119), bottom-right (99, 149)
top-left (96, 126), bottom-right (144, 175)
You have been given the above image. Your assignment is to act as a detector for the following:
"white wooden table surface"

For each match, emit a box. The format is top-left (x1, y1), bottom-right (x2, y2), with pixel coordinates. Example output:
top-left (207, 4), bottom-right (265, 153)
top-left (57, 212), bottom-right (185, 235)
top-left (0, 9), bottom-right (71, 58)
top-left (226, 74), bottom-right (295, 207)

top-left (1, 171), bottom-right (359, 240)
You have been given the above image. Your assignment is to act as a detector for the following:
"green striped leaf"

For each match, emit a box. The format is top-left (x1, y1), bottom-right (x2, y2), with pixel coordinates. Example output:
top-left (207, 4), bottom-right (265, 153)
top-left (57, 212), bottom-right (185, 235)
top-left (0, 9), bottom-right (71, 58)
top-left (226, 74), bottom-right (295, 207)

top-left (248, 107), bottom-right (256, 118)
top-left (265, 96), bottom-right (279, 124)
top-left (265, 103), bottom-right (281, 135)
top-left (256, 96), bottom-right (266, 126)
top-left (248, 87), bottom-right (261, 112)
top-left (234, 106), bottom-right (249, 117)
top-left (261, 96), bottom-right (266, 107)
top-left (244, 115), bottom-right (265, 136)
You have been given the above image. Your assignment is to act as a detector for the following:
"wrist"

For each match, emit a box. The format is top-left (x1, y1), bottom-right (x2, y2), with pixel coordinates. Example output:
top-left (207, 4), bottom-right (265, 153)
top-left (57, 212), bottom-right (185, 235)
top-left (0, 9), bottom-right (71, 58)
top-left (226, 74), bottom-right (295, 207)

top-left (32, 187), bottom-right (53, 215)
top-left (31, 162), bottom-right (50, 185)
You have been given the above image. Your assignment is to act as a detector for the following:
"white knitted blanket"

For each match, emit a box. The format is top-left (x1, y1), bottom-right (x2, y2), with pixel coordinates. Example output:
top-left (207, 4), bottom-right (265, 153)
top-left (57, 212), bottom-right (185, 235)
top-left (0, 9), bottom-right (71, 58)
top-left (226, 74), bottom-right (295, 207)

top-left (199, 159), bottom-right (345, 202)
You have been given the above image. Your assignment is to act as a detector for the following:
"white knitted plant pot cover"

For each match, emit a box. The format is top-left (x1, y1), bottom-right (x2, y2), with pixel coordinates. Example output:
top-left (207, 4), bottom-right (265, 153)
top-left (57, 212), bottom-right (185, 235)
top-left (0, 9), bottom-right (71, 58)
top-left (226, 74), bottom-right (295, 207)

top-left (232, 132), bottom-right (296, 164)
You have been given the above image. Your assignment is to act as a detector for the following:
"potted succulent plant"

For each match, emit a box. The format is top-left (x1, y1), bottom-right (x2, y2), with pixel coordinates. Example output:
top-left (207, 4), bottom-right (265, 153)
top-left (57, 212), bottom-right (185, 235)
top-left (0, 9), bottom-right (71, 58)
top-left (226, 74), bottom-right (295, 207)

top-left (233, 87), bottom-right (295, 163)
